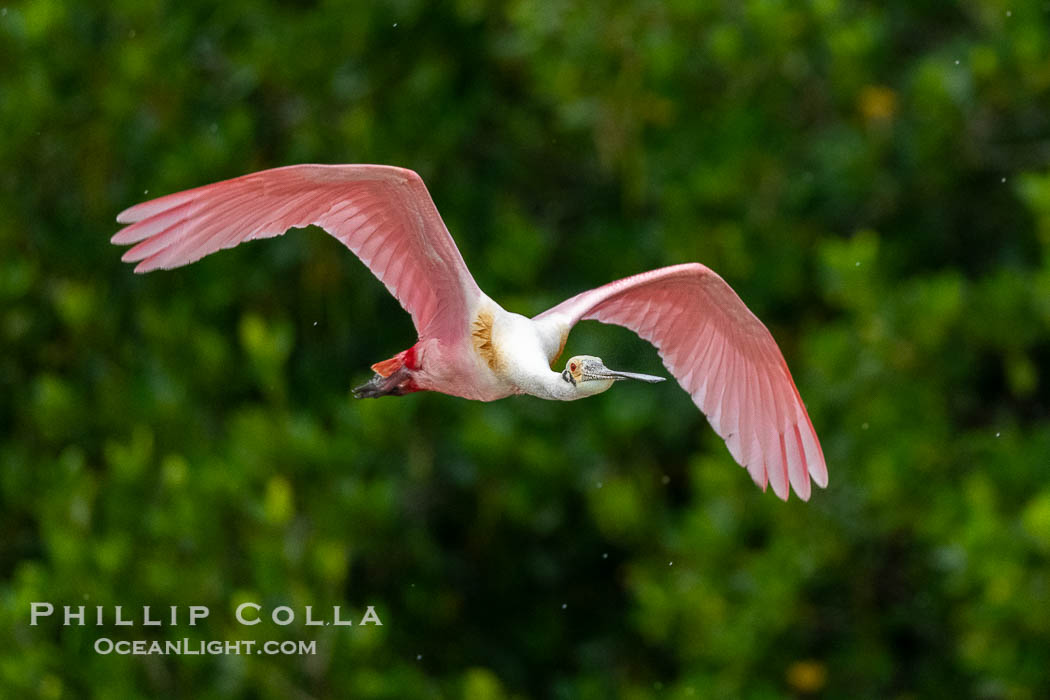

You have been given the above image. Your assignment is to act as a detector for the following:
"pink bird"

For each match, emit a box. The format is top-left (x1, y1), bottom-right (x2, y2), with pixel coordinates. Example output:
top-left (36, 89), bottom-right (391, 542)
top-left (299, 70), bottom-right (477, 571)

top-left (113, 164), bottom-right (827, 500)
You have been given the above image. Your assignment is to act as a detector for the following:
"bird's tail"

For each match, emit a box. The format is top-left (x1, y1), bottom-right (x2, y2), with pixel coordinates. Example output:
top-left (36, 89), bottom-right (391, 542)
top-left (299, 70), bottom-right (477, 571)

top-left (354, 346), bottom-right (422, 398)
top-left (370, 355), bottom-right (405, 377)
top-left (370, 344), bottom-right (420, 377)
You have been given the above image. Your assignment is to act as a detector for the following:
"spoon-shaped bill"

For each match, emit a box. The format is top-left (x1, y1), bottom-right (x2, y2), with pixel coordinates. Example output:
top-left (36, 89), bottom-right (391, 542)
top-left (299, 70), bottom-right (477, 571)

top-left (585, 363), bottom-right (665, 383)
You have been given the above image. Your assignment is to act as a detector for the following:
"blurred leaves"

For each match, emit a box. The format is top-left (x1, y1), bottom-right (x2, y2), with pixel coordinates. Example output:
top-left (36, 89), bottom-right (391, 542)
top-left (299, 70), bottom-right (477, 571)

top-left (2, 0), bottom-right (1050, 698)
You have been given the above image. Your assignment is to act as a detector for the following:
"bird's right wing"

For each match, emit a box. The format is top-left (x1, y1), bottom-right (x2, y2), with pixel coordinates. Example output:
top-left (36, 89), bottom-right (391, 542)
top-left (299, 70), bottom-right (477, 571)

top-left (535, 263), bottom-right (826, 501)
top-left (113, 164), bottom-right (481, 343)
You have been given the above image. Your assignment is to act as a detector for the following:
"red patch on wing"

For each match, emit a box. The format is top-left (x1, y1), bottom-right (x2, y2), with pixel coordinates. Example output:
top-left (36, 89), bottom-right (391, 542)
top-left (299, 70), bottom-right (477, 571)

top-left (403, 344), bottom-right (421, 370)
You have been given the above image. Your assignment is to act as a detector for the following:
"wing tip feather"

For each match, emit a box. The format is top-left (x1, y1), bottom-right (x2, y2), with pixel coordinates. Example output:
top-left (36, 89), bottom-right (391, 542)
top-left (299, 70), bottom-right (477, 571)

top-left (811, 458), bottom-right (829, 489)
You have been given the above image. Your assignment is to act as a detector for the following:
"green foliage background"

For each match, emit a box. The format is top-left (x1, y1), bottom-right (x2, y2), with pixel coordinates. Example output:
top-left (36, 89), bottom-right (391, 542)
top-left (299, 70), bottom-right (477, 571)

top-left (3, 0), bottom-right (1050, 697)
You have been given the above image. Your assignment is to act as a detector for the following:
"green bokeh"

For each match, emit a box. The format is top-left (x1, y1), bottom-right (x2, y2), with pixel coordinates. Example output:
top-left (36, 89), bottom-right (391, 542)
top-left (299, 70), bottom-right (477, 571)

top-left (2, 0), bottom-right (1049, 697)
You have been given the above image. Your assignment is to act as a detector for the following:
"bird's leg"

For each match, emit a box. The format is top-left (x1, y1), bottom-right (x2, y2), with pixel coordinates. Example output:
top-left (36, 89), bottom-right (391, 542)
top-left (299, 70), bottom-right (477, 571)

top-left (352, 366), bottom-right (416, 398)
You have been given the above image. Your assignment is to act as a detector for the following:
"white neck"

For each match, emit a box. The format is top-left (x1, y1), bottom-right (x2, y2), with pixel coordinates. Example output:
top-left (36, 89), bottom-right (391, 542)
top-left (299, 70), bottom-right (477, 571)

top-left (519, 370), bottom-right (580, 401)
top-left (515, 369), bottom-right (615, 401)
top-left (492, 308), bottom-right (614, 401)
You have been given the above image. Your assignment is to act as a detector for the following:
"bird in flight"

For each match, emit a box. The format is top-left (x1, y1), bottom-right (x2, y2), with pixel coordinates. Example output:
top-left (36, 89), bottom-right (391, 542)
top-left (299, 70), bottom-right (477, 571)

top-left (113, 164), bottom-right (827, 500)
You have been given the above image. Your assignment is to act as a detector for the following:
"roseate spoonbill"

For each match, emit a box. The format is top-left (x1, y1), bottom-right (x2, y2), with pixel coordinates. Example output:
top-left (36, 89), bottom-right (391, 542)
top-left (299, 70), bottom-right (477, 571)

top-left (113, 164), bottom-right (827, 500)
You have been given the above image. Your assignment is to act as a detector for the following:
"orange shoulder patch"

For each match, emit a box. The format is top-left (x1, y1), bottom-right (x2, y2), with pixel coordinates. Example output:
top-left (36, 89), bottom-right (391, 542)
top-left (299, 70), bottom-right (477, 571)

top-left (472, 310), bottom-right (498, 371)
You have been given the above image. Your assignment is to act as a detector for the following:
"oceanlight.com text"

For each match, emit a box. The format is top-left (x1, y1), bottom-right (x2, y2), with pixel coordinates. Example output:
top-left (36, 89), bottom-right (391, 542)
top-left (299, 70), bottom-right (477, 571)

top-left (94, 638), bottom-right (317, 656)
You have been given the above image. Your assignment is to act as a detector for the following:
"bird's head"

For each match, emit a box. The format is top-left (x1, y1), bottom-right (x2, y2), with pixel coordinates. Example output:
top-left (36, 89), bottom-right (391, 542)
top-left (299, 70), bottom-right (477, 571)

top-left (560, 355), bottom-right (665, 397)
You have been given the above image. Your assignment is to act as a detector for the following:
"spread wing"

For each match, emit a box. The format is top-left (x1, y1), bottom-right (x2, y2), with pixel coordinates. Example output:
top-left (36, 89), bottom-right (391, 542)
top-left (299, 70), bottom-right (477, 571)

top-left (113, 164), bottom-right (481, 343)
top-left (536, 263), bottom-right (826, 501)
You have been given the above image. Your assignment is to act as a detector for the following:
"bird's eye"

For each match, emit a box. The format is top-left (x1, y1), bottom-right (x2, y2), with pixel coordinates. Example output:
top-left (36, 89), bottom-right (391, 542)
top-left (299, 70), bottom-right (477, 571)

top-left (570, 362), bottom-right (577, 372)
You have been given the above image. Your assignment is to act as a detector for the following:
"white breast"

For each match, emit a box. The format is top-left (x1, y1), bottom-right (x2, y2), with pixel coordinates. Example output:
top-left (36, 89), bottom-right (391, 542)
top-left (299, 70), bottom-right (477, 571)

top-left (491, 311), bottom-right (560, 393)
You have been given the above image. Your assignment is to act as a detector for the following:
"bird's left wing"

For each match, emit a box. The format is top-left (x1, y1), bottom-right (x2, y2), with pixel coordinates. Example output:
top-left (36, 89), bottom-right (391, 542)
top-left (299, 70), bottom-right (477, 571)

top-left (535, 263), bottom-right (826, 501)
top-left (113, 164), bottom-right (480, 343)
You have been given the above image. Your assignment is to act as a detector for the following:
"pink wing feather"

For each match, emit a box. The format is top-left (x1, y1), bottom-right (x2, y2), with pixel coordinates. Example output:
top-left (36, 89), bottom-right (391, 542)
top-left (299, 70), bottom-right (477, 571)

top-left (113, 164), bottom-right (481, 342)
top-left (537, 263), bottom-right (827, 501)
